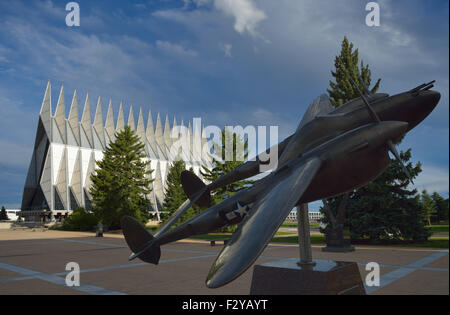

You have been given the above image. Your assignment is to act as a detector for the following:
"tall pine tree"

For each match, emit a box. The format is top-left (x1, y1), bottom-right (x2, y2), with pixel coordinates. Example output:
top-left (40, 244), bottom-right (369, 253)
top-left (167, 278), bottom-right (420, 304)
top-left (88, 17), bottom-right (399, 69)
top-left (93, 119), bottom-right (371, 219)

top-left (322, 36), bottom-right (381, 233)
top-left (201, 127), bottom-right (252, 204)
top-left (201, 127), bottom-right (252, 232)
top-left (322, 37), bottom-right (430, 243)
top-left (327, 36), bottom-right (381, 107)
top-left (160, 160), bottom-right (204, 226)
top-left (160, 160), bottom-right (187, 222)
top-left (90, 126), bottom-right (153, 229)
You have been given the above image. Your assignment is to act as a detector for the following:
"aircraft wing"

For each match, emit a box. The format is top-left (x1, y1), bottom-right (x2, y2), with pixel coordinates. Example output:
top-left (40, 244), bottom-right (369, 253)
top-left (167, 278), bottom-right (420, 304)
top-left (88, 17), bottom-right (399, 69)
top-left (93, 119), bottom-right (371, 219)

top-left (206, 157), bottom-right (322, 288)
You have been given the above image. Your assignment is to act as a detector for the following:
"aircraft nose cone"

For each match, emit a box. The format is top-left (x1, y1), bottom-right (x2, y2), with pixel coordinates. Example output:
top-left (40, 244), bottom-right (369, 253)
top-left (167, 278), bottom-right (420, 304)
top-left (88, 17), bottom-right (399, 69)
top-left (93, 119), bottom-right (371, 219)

top-left (421, 90), bottom-right (441, 109)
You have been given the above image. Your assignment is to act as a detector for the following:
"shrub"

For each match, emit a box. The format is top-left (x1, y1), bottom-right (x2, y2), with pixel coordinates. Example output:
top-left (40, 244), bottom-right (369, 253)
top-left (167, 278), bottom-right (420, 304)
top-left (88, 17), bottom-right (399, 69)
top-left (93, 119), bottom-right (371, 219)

top-left (61, 207), bottom-right (98, 231)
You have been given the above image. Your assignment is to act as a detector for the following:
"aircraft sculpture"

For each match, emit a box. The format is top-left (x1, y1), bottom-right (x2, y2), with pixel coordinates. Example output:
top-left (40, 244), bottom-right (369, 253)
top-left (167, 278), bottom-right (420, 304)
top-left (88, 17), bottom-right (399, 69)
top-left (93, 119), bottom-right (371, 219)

top-left (121, 76), bottom-right (440, 288)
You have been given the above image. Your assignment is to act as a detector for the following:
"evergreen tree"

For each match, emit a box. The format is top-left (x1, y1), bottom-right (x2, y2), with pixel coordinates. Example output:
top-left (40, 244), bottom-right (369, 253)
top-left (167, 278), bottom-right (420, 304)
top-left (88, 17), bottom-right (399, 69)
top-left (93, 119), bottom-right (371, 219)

top-left (201, 127), bottom-right (252, 204)
top-left (90, 126), bottom-right (153, 229)
top-left (160, 161), bottom-right (204, 226)
top-left (201, 127), bottom-right (252, 232)
top-left (161, 160), bottom-right (187, 222)
top-left (431, 192), bottom-right (449, 222)
top-left (343, 150), bottom-right (431, 242)
top-left (322, 37), bottom-right (430, 243)
top-left (421, 190), bottom-right (437, 226)
top-left (322, 36), bottom-right (380, 232)
top-left (0, 206), bottom-right (9, 221)
top-left (327, 36), bottom-right (381, 107)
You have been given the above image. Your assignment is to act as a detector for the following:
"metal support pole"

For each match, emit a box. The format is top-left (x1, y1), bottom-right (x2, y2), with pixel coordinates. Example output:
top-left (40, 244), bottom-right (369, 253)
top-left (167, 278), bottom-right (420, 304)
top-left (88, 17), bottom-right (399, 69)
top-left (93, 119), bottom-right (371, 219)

top-left (297, 203), bottom-right (316, 267)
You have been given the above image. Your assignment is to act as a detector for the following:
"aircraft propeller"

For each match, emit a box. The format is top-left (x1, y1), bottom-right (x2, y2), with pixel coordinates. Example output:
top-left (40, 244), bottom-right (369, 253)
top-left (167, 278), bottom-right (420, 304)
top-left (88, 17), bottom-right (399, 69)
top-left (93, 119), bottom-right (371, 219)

top-left (347, 70), bottom-right (414, 184)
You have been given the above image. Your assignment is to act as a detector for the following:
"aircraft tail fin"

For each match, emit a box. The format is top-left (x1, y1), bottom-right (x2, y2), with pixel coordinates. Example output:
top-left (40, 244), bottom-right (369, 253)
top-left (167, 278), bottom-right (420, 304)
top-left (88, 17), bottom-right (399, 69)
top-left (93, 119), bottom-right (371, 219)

top-left (121, 216), bottom-right (161, 265)
top-left (180, 170), bottom-right (211, 207)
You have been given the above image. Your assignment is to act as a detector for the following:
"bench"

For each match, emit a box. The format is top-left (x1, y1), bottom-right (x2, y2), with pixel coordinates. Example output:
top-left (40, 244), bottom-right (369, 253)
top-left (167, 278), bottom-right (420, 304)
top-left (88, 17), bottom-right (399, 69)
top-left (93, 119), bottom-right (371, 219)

top-left (209, 239), bottom-right (229, 246)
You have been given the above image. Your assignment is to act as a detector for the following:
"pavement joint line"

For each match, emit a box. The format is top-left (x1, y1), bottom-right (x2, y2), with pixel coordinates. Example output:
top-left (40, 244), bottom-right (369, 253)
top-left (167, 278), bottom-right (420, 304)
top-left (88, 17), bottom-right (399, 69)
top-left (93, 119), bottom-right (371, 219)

top-left (364, 249), bottom-right (449, 294)
top-left (0, 261), bottom-right (127, 295)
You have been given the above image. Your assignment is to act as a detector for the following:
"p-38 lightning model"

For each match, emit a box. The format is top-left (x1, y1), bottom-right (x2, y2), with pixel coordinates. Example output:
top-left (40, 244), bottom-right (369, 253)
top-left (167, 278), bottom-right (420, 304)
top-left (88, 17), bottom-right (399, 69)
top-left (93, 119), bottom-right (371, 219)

top-left (121, 77), bottom-right (440, 288)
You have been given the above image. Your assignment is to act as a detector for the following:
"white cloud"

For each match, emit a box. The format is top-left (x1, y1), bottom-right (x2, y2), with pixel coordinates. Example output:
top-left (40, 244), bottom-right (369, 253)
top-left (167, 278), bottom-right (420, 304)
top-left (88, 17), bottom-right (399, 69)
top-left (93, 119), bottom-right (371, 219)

top-left (220, 43), bottom-right (232, 57)
top-left (214, 0), bottom-right (267, 40)
top-left (155, 40), bottom-right (198, 57)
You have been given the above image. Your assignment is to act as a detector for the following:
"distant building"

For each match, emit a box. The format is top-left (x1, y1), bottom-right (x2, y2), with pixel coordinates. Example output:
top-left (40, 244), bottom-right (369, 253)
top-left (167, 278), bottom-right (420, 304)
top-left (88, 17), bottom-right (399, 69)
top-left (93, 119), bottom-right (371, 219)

top-left (308, 211), bottom-right (323, 224)
top-left (20, 82), bottom-right (212, 222)
top-left (4, 209), bottom-right (20, 221)
top-left (285, 209), bottom-right (323, 224)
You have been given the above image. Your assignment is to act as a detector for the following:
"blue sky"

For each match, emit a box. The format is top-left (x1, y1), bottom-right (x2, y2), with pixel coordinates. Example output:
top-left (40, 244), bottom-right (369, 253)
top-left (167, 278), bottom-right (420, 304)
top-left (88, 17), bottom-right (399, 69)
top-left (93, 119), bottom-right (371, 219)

top-left (0, 0), bottom-right (448, 209)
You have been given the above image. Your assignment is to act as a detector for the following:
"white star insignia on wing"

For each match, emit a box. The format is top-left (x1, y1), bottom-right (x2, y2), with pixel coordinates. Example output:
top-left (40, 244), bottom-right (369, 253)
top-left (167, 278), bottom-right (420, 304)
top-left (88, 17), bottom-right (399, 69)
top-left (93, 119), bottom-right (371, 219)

top-left (224, 201), bottom-right (250, 221)
top-left (234, 202), bottom-right (249, 218)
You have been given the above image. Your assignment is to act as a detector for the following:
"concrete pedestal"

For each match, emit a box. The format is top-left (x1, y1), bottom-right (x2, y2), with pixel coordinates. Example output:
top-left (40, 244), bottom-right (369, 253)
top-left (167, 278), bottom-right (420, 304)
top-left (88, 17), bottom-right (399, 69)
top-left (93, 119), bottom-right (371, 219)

top-left (250, 259), bottom-right (366, 295)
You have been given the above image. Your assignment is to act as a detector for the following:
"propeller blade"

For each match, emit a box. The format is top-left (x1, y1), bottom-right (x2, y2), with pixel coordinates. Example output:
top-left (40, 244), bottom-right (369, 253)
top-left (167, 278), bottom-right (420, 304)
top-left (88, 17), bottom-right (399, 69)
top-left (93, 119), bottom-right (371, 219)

top-left (387, 140), bottom-right (414, 184)
top-left (357, 72), bottom-right (372, 98)
top-left (347, 72), bottom-right (381, 123)
top-left (346, 68), bottom-right (413, 185)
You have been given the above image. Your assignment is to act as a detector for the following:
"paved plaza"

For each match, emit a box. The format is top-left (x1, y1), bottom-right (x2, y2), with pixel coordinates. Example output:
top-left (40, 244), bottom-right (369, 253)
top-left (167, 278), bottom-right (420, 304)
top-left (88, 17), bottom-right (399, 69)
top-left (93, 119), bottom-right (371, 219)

top-left (0, 230), bottom-right (448, 295)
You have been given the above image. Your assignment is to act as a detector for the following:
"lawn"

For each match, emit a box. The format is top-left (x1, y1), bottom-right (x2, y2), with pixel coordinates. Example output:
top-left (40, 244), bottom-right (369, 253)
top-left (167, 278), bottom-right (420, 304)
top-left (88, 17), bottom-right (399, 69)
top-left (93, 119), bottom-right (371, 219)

top-left (427, 225), bottom-right (449, 234)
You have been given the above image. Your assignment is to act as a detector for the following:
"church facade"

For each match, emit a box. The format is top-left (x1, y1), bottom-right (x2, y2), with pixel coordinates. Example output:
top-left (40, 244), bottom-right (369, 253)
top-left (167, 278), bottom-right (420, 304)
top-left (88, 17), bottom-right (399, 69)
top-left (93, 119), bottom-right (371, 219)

top-left (20, 82), bottom-right (212, 221)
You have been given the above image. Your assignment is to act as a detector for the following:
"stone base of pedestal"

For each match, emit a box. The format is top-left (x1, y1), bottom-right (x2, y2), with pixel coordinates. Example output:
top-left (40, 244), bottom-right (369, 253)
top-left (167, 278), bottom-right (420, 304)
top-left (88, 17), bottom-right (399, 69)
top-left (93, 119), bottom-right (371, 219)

top-left (250, 259), bottom-right (366, 295)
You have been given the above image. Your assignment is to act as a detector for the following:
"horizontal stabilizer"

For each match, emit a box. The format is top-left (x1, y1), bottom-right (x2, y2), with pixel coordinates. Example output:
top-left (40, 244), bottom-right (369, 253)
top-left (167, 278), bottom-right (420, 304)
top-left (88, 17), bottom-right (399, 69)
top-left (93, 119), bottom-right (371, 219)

top-left (121, 216), bottom-right (161, 264)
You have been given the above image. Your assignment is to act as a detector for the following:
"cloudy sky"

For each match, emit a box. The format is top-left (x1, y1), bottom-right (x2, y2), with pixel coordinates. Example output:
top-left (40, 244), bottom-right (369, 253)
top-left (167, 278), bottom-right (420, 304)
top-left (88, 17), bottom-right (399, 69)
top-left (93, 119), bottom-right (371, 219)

top-left (0, 0), bottom-right (448, 209)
